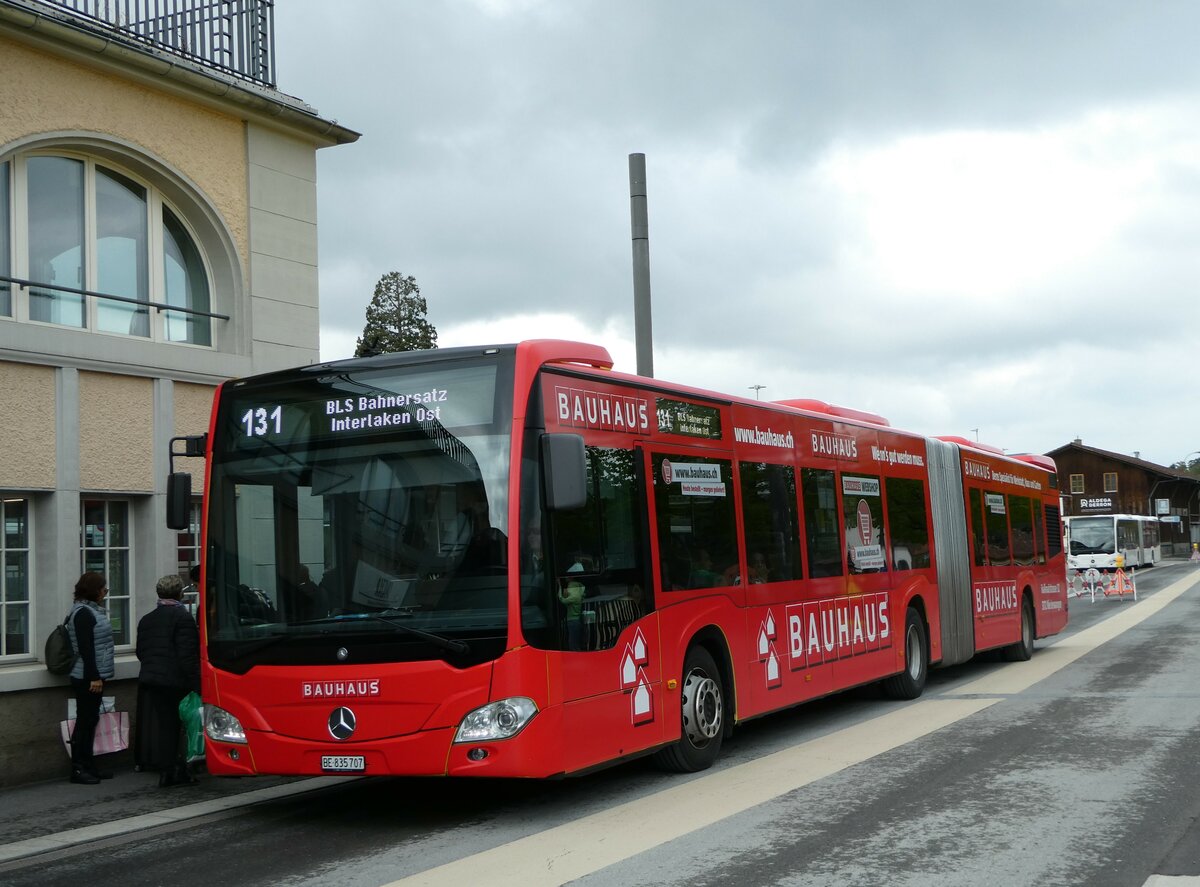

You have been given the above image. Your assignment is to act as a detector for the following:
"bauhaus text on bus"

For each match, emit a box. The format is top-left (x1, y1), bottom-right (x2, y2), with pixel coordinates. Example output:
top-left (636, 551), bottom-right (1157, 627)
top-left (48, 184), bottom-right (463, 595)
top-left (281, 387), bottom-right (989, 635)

top-left (165, 340), bottom-right (1069, 779)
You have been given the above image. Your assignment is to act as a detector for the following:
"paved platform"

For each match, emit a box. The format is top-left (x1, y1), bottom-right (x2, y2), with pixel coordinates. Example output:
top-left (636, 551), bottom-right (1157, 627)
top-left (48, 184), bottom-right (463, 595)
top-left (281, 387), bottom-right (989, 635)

top-left (0, 763), bottom-right (352, 864)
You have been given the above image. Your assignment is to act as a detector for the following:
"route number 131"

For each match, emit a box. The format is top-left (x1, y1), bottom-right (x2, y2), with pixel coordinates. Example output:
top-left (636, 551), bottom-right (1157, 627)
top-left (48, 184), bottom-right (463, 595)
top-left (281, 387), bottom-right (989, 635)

top-left (241, 406), bottom-right (282, 437)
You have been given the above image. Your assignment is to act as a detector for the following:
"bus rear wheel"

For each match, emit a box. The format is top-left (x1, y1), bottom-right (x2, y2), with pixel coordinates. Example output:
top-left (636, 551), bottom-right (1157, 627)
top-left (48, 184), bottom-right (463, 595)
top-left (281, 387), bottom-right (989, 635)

top-left (654, 646), bottom-right (724, 773)
top-left (1003, 598), bottom-right (1035, 662)
top-left (882, 607), bottom-right (927, 700)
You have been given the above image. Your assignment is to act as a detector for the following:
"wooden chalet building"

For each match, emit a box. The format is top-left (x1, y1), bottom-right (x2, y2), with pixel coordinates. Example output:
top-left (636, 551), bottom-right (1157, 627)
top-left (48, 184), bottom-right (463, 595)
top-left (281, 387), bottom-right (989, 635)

top-left (1046, 440), bottom-right (1200, 555)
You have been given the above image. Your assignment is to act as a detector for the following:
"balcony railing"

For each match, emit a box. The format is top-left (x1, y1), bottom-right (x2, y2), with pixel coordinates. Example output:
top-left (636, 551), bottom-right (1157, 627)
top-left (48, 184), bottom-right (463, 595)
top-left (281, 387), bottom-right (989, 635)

top-left (24, 0), bottom-right (275, 87)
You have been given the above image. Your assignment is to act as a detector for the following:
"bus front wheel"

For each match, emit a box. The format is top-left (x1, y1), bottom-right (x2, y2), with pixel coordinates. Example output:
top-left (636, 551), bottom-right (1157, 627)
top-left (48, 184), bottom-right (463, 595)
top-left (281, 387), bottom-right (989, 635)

top-left (654, 646), bottom-right (725, 773)
top-left (882, 607), bottom-right (928, 700)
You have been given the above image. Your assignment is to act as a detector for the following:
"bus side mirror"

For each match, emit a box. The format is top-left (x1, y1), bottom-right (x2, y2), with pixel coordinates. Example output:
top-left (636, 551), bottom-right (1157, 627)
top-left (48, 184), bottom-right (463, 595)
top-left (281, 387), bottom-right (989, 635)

top-left (542, 433), bottom-right (587, 510)
top-left (166, 473), bottom-right (192, 530)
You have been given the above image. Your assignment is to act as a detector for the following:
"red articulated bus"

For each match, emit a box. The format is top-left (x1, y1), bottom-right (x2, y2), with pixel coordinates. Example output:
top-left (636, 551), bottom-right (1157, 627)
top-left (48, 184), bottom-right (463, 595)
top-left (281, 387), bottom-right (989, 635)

top-left (166, 340), bottom-right (1068, 778)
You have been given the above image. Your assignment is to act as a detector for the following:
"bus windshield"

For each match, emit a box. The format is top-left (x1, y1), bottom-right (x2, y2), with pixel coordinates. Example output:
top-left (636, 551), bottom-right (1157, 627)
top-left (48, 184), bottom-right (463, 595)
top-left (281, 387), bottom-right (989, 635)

top-left (1067, 517), bottom-right (1115, 555)
top-left (205, 356), bottom-right (513, 671)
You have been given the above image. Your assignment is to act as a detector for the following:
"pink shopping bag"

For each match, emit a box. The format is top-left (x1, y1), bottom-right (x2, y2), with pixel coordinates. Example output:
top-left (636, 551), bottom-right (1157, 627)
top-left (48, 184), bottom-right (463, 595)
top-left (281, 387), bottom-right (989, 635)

top-left (60, 711), bottom-right (131, 757)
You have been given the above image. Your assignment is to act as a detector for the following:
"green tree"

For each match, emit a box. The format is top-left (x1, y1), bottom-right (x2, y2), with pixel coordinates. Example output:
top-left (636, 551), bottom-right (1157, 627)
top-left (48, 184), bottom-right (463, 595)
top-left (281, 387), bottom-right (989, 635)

top-left (1169, 456), bottom-right (1200, 478)
top-left (355, 272), bottom-right (437, 357)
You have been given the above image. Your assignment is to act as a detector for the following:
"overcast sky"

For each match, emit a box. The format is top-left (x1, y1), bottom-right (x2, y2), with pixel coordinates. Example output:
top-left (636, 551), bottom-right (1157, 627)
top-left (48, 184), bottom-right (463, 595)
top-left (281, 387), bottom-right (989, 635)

top-left (274, 1), bottom-right (1200, 468)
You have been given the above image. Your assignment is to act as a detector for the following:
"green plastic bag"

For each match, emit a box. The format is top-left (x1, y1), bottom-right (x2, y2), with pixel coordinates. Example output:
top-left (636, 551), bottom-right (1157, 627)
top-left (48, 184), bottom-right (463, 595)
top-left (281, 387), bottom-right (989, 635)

top-left (178, 691), bottom-right (205, 763)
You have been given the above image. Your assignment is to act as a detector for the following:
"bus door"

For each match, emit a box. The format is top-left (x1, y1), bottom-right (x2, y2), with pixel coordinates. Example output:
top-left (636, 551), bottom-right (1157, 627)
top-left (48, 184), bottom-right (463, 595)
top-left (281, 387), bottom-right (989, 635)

top-left (549, 442), bottom-right (664, 772)
top-left (833, 438), bottom-right (901, 689)
top-left (1117, 518), bottom-right (1139, 567)
top-left (966, 485), bottom-right (1022, 651)
top-left (729, 453), bottom-right (816, 720)
top-left (644, 444), bottom-right (747, 713)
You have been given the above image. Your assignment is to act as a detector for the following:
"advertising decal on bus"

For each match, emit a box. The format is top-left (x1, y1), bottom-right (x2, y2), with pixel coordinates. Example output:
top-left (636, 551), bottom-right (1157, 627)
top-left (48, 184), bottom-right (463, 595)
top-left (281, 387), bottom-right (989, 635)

top-left (844, 476), bottom-right (885, 570)
top-left (302, 680), bottom-right (381, 699)
top-left (975, 581), bottom-right (1019, 615)
top-left (810, 430), bottom-right (857, 458)
top-left (966, 458), bottom-right (1045, 491)
top-left (785, 593), bottom-right (892, 668)
top-left (732, 425), bottom-right (795, 448)
top-left (758, 611), bottom-right (783, 689)
top-left (661, 459), bottom-right (726, 497)
top-left (555, 386), bottom-right (650, 433)
top-left (619, 628), bottom-right (653, 726)
top-left (1040, 586), bottom-right (1065, 611)
top-left (869, 445), bottom-right (925, 467)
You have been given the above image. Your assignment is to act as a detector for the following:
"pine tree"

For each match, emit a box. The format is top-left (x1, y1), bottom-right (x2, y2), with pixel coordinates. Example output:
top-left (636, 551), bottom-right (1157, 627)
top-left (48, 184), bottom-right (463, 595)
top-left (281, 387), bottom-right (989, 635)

top-left (355, 272), bottom-right (438, 357)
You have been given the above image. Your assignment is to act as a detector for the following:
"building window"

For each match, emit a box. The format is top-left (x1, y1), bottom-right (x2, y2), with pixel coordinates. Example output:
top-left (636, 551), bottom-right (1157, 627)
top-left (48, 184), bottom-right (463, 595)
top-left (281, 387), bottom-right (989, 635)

top-left (163, 207), bottom-right (212, 345)
top-left (28, 155), bottom-right (86, 327)
top-left (0, 160), bottom-right (10, 317)
top-left (1103, 472), bottom-right (1118, 493)
top-left (81, 499), bottom-right (131, 645)
top-left (1070, 474), bottom-right (1084, 494)
top-left (176, 499), bottom-right (203, 614)
top-left (1, 498), bottom-right (30, 657)
top-left (1, 151), bottom-right (213, 345)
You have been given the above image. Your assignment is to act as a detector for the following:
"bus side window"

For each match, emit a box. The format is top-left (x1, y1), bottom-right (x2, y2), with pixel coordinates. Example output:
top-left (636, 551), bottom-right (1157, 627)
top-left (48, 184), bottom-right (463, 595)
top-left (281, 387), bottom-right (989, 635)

top-left (842, 473), bottom-right (886, 574)
top-left (801, 468), bottom-right (843, 578)
top-left (737, 461), bottom-right (801, 583)
top-left (1032, 501), bottom-right (1046, 565)
top-left (984, 490), bottom-right (1011, 566)
top-left (1008, 495), bottom-right (1035, 566)
top-left (1044, 504), bottom-right (1062, 558)
top-left (653, 454), bottom-right (737, 590)
top-left (969, 488), bottom-right (987, 567)
top-left (547, 446), bottom-right (650, 651)
top-left (885, 477), bottom-right (929, 571)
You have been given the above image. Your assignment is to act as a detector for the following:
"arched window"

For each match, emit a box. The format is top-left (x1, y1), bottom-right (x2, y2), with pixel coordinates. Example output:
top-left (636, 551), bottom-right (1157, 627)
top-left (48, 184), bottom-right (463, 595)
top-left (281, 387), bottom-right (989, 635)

top-left (0, 160), bottom-right (9, 318)
top-left (0, 151), bottom-right (214, 346)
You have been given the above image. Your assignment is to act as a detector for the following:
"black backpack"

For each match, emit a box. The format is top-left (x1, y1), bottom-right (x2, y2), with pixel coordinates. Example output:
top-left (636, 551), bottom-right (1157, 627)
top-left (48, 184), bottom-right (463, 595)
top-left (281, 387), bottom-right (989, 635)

top-left (45, 613), bottom-right (76, 675)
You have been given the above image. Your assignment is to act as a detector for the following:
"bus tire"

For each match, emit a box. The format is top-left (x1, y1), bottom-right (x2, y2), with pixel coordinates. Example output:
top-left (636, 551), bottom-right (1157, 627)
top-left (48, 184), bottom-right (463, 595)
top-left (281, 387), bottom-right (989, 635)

top-left (1003, 598), bottom-right (1035, 662)
top-left (882, 607), bottom-right (928, 700)
top-left (654, 645), bottom-right (725, 773)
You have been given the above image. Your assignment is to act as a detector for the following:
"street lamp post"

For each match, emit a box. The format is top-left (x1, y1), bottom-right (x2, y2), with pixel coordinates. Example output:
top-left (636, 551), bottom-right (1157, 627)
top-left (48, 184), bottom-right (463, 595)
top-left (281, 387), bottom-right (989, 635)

top-left (749, 385), bottom-right (765, 400)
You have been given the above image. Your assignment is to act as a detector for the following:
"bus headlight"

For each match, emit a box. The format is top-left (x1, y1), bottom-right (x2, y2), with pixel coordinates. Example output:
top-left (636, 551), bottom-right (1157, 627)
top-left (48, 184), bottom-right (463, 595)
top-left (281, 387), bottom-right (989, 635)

top-left (454, 697), bottom-right (538, 743)
top-left (205, 704), bottom-right (248, 744)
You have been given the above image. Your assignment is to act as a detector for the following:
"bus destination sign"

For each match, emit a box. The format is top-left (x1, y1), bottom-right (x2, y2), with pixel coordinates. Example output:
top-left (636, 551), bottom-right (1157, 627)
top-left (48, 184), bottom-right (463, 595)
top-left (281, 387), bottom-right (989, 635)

top-left (656, 397), bottom-right (722, 439)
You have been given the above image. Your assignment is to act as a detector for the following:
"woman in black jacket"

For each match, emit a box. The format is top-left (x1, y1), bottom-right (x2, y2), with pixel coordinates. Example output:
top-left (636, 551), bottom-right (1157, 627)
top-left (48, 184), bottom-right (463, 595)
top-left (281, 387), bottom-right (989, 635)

top-left (135, 574), bottom-right (201, 787)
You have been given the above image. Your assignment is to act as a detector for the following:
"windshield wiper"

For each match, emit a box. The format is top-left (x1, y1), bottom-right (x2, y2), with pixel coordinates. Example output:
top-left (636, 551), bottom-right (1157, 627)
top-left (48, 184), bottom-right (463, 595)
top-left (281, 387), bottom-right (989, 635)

top-left (293, 611), bottom-right (469, 656)
top-left (368, 612), bottom-right (470, 656)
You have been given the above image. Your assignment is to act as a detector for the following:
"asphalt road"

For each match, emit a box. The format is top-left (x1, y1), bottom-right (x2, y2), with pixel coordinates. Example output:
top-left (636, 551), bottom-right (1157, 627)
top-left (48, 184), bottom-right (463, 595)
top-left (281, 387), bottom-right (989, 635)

top-left (3, 562), bottom-right (1199, 887)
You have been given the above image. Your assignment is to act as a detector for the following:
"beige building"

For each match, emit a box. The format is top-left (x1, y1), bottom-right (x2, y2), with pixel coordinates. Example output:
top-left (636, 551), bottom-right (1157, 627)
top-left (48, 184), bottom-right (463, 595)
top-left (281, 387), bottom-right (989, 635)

top-left (0, 0), bottom-right (357, 785)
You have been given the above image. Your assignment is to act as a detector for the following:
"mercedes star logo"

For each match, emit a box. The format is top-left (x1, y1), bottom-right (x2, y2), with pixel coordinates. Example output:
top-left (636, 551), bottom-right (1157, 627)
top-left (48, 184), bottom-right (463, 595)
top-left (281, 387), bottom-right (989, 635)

top-left (328, 706), bottom-right (356, 740)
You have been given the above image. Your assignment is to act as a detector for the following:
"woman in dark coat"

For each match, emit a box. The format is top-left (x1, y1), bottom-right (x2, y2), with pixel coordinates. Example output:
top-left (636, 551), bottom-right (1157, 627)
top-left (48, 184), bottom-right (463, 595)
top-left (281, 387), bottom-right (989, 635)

top-left (135, 574), bottom-right (201, 787)
top-left (65, 571), bottom-right (116, 785)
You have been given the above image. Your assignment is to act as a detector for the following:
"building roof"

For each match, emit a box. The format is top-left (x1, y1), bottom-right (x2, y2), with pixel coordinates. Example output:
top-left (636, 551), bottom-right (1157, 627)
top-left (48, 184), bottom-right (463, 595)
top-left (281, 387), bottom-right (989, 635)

top-left (0, 0), bottom-right (359, 147)
top-left (1045, 440), bottom-right (1196, 482)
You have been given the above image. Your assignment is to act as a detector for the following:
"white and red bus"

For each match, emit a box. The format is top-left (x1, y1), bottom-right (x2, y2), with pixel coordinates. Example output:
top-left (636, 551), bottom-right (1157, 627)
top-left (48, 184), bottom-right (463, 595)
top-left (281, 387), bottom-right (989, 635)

top-left (167, 340), bottom-right (1068, 778)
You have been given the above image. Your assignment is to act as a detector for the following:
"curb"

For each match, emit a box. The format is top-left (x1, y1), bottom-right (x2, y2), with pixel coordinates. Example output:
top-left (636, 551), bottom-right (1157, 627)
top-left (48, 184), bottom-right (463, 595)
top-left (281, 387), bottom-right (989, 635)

top-left (0, 775), bottom-right (359, 864)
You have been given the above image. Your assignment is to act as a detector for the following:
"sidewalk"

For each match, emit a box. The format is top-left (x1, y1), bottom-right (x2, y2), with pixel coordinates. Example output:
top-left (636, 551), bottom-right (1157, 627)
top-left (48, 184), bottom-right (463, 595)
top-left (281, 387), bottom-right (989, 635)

top-left (0, 763), bottom-right (355, 864)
